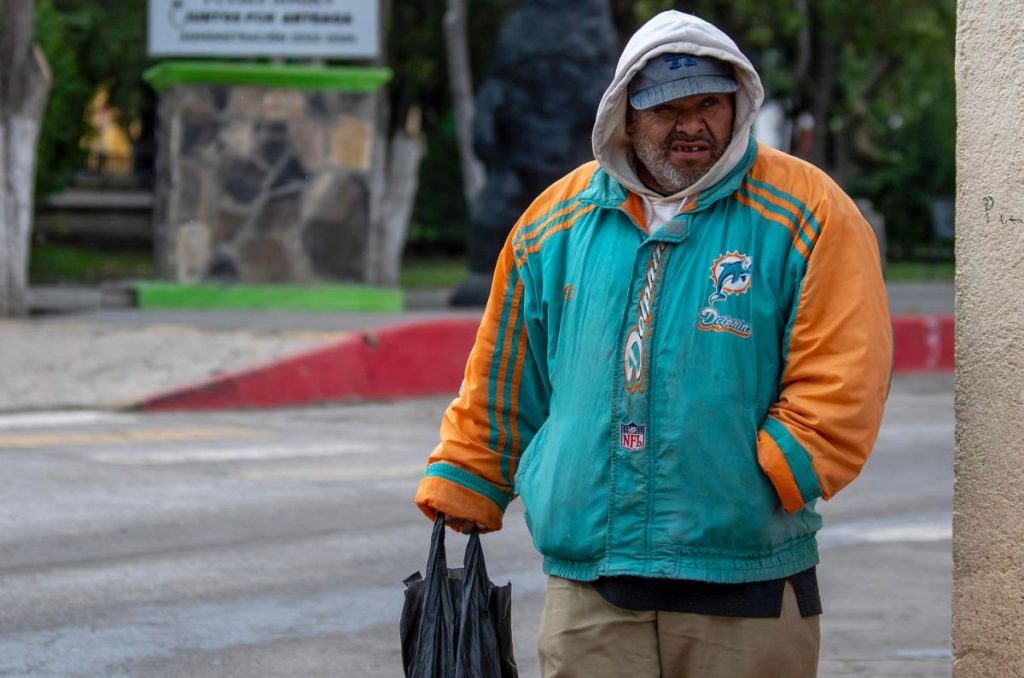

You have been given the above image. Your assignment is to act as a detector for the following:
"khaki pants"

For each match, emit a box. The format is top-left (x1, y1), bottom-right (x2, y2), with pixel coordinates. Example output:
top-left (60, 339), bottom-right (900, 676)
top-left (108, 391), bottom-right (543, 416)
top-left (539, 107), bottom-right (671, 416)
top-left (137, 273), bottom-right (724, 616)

top-left (538, 576), bottom-right (819, 678)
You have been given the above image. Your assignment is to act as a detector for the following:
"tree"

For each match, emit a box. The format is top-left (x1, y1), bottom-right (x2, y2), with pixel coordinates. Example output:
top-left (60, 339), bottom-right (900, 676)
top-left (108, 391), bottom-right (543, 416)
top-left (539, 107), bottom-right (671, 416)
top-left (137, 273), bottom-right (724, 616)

top-left (1, 0), bottom-right (51, 316)
top-left (396, 0), bottom-right (515, 253)
top-left (443, 0), bottom-right (485, 207)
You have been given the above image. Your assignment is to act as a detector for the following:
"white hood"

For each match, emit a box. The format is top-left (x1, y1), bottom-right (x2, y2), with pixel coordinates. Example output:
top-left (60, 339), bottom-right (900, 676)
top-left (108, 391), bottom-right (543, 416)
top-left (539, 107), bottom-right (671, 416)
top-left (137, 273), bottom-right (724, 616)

top-left (592, 11), bottom-right (764, 201)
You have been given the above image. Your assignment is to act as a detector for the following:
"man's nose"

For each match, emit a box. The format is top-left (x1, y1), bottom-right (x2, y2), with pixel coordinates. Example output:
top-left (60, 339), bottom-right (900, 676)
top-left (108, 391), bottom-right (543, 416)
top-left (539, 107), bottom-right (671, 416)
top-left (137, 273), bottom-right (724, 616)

top-left (674, 110), bottom-right (704, 134)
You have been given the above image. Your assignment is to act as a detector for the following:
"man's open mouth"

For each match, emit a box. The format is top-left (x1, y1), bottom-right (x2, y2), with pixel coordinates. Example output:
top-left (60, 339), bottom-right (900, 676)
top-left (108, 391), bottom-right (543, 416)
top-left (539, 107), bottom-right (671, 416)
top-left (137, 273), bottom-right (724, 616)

top-left (670, 141), bottom-right (710, 153)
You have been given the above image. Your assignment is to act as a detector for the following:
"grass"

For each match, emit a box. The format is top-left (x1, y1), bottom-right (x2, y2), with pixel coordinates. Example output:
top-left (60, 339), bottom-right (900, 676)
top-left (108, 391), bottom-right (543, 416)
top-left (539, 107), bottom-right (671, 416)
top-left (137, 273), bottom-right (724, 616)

top-left (30, 245), bottom-right (469, 289)
top-left (29, 243), bottom-right (153, 284)
top-left (885, 261), bottom-right (954, 282)
top-left (30, 243), bottom-right (952, 288)
top-left (399, 256), bottom-right (468, 289)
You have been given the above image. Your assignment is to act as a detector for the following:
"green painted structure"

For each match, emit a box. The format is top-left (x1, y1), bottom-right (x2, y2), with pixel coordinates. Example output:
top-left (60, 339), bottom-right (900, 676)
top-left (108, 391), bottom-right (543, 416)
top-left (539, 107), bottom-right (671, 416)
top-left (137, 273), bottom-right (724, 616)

top-left (136, 282), bottom-right (403, 312)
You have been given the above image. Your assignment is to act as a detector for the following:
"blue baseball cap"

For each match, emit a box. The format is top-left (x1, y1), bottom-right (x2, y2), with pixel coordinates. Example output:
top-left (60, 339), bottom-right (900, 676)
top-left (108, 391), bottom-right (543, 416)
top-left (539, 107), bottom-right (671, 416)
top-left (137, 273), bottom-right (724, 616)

top-left (628, 53), bottom-right (738, 110)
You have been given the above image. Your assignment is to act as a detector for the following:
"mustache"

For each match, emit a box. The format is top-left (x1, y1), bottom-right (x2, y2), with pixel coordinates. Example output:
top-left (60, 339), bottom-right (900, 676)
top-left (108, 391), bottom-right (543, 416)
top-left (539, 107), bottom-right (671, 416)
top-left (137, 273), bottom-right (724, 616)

top-left (664, 132), bottom-right (715, 148)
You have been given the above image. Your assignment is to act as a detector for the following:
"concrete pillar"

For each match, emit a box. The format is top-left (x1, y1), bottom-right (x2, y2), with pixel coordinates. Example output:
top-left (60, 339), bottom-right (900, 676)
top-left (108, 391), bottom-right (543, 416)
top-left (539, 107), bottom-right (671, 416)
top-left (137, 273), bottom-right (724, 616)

top-left (954, 2), bottom-right (1024, 675)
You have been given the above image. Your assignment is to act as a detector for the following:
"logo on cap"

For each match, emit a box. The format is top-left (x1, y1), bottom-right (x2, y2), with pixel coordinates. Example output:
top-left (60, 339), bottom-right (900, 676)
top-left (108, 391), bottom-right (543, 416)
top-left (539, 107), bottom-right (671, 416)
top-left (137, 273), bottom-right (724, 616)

top-left (663, 54), bottom-right (698, 70)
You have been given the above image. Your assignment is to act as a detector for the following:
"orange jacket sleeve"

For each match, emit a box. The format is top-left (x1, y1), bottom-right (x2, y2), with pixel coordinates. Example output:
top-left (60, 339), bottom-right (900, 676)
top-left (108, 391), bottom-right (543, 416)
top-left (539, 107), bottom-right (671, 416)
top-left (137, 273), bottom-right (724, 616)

top-left (414, 224), bottom-right (552, 531)
top-left (756, 182), bottom-right (893, 513)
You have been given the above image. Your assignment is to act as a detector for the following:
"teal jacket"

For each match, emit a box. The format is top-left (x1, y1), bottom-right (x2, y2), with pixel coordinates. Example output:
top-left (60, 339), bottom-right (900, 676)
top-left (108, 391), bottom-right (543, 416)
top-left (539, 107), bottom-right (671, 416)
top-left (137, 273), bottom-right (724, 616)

top-left (416, 136), bottom-right (892, 583)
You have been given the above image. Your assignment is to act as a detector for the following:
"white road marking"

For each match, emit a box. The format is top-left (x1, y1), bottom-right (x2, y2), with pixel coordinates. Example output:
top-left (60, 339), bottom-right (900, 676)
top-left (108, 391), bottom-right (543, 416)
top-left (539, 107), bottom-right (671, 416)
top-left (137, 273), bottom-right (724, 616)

top-left (0, 426), bottom-right (261, 450)
top-left (0, 410), bottom-right (135, 430)
top-left (820, 512), bottom-right (951, 549)
top-left (234, 463), bottom-right (425, 483)
top-left (89, 441), bottom-right (374, 465)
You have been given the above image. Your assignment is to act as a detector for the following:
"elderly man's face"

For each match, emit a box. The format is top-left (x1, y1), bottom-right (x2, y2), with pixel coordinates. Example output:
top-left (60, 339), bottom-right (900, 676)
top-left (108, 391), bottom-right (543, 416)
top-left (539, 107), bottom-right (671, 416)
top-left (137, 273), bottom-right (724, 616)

top-left (626, 93), bottom-right (735, 195)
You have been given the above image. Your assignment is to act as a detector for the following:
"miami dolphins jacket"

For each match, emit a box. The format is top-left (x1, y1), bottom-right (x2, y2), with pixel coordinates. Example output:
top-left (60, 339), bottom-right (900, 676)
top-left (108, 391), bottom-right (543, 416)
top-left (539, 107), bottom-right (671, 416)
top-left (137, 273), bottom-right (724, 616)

top-left (415, 11), bottom-right (892, 583)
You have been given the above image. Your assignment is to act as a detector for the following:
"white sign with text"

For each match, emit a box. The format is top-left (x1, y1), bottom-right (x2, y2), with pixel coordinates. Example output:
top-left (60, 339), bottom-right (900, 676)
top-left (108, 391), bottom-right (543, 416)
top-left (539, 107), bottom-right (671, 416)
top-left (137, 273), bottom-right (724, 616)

top-left (148, 0), bottom-right (379, 59)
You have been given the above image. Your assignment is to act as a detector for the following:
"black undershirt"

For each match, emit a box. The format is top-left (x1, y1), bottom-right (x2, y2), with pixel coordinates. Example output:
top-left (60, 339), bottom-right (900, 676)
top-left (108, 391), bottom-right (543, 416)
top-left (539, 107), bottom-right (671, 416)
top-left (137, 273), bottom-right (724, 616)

top-left (591, 567), bottom-right (822, 618)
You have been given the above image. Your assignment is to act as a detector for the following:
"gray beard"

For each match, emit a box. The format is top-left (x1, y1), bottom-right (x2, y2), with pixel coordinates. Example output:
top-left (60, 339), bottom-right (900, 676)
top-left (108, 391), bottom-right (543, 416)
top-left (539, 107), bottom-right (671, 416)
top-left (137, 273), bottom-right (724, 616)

top-left (633, 132), bottom-right (726, 195)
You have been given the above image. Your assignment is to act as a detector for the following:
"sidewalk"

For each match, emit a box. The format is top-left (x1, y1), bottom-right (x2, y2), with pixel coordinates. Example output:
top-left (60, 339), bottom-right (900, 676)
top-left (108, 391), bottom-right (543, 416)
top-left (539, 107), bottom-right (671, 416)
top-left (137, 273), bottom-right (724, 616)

top-left (1, 282), bottom-right (952, 413)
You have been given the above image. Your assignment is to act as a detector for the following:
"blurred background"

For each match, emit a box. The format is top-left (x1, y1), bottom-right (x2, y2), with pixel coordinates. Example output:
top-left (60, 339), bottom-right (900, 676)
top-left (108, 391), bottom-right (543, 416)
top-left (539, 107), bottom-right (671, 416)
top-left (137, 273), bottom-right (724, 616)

top-left (25, 0), bottom-right (955, 295)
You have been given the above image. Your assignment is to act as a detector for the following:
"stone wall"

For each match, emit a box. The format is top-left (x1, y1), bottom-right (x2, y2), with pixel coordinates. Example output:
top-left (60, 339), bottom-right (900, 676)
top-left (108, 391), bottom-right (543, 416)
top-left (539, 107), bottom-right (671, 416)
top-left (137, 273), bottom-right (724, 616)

top-left (954, 1), bottom-right (1024, 675)
top-left (153, 85), bottom-right (379, 284)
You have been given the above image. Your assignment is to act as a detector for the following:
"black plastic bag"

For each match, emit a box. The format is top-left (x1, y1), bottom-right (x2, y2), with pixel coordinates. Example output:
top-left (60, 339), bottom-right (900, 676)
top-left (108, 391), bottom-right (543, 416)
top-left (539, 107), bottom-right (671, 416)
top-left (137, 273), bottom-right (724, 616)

top-left (400, 514), bottom-right (518, 678)
top-left (401, 515), bottom-right (459, 677)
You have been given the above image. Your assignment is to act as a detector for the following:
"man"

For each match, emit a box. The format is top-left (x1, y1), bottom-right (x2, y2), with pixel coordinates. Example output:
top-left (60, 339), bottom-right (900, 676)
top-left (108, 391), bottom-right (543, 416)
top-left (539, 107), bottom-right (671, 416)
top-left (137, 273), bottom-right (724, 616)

top-left (415, 10), bottom-right (891, 677)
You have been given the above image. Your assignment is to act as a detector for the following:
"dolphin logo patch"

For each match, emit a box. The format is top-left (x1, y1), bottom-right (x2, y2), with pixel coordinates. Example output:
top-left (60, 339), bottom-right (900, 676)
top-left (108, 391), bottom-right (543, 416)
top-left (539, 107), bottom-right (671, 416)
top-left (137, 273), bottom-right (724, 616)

top-left (697, 252), bottom-right (753, 338)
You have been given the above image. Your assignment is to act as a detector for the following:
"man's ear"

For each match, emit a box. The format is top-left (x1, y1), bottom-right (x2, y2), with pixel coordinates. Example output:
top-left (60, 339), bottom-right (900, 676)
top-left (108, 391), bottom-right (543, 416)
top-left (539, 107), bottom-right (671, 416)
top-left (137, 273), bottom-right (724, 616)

top-left (625, 105), bottom-right (635, 136)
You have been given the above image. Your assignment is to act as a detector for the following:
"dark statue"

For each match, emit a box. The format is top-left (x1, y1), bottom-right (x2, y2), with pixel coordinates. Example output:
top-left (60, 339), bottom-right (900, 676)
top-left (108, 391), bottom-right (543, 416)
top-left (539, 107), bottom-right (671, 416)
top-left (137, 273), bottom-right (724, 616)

top-left (450, 0), bottom-right (619, 306)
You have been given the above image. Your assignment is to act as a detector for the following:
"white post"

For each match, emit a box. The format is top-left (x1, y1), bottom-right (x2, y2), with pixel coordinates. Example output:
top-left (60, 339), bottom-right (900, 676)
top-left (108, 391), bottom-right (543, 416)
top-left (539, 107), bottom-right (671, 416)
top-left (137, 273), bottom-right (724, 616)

top-left (954, 1), bottom-right (1024, 674)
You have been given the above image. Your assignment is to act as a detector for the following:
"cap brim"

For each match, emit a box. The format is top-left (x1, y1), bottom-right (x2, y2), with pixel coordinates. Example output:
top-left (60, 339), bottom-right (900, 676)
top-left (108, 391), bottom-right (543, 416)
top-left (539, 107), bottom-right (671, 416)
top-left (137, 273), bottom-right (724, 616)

top-left (629, 75), bottom-right (739, 110)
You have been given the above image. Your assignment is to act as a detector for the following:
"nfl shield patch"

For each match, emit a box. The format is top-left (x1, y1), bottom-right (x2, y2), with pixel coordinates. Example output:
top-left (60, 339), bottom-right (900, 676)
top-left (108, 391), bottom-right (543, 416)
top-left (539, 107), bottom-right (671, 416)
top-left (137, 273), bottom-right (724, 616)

top-left (620, 422), bottom-right (646, 451)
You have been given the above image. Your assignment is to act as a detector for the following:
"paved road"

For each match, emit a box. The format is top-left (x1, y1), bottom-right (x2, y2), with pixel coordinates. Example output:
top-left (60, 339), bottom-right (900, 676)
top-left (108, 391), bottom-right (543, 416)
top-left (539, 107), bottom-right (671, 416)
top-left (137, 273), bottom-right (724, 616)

top-left (0, 375), bottom-right (952, 677)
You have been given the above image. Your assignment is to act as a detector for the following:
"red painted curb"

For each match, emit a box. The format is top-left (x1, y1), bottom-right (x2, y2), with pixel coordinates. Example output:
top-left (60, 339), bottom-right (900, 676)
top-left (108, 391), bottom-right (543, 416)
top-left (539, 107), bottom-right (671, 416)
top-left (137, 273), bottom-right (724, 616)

top-left (138, 315), bottom-right (952, 411)
top-left (892, 315), bottom-right (954, 374)
top-left (139, 318), bottom-right (481, 411)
